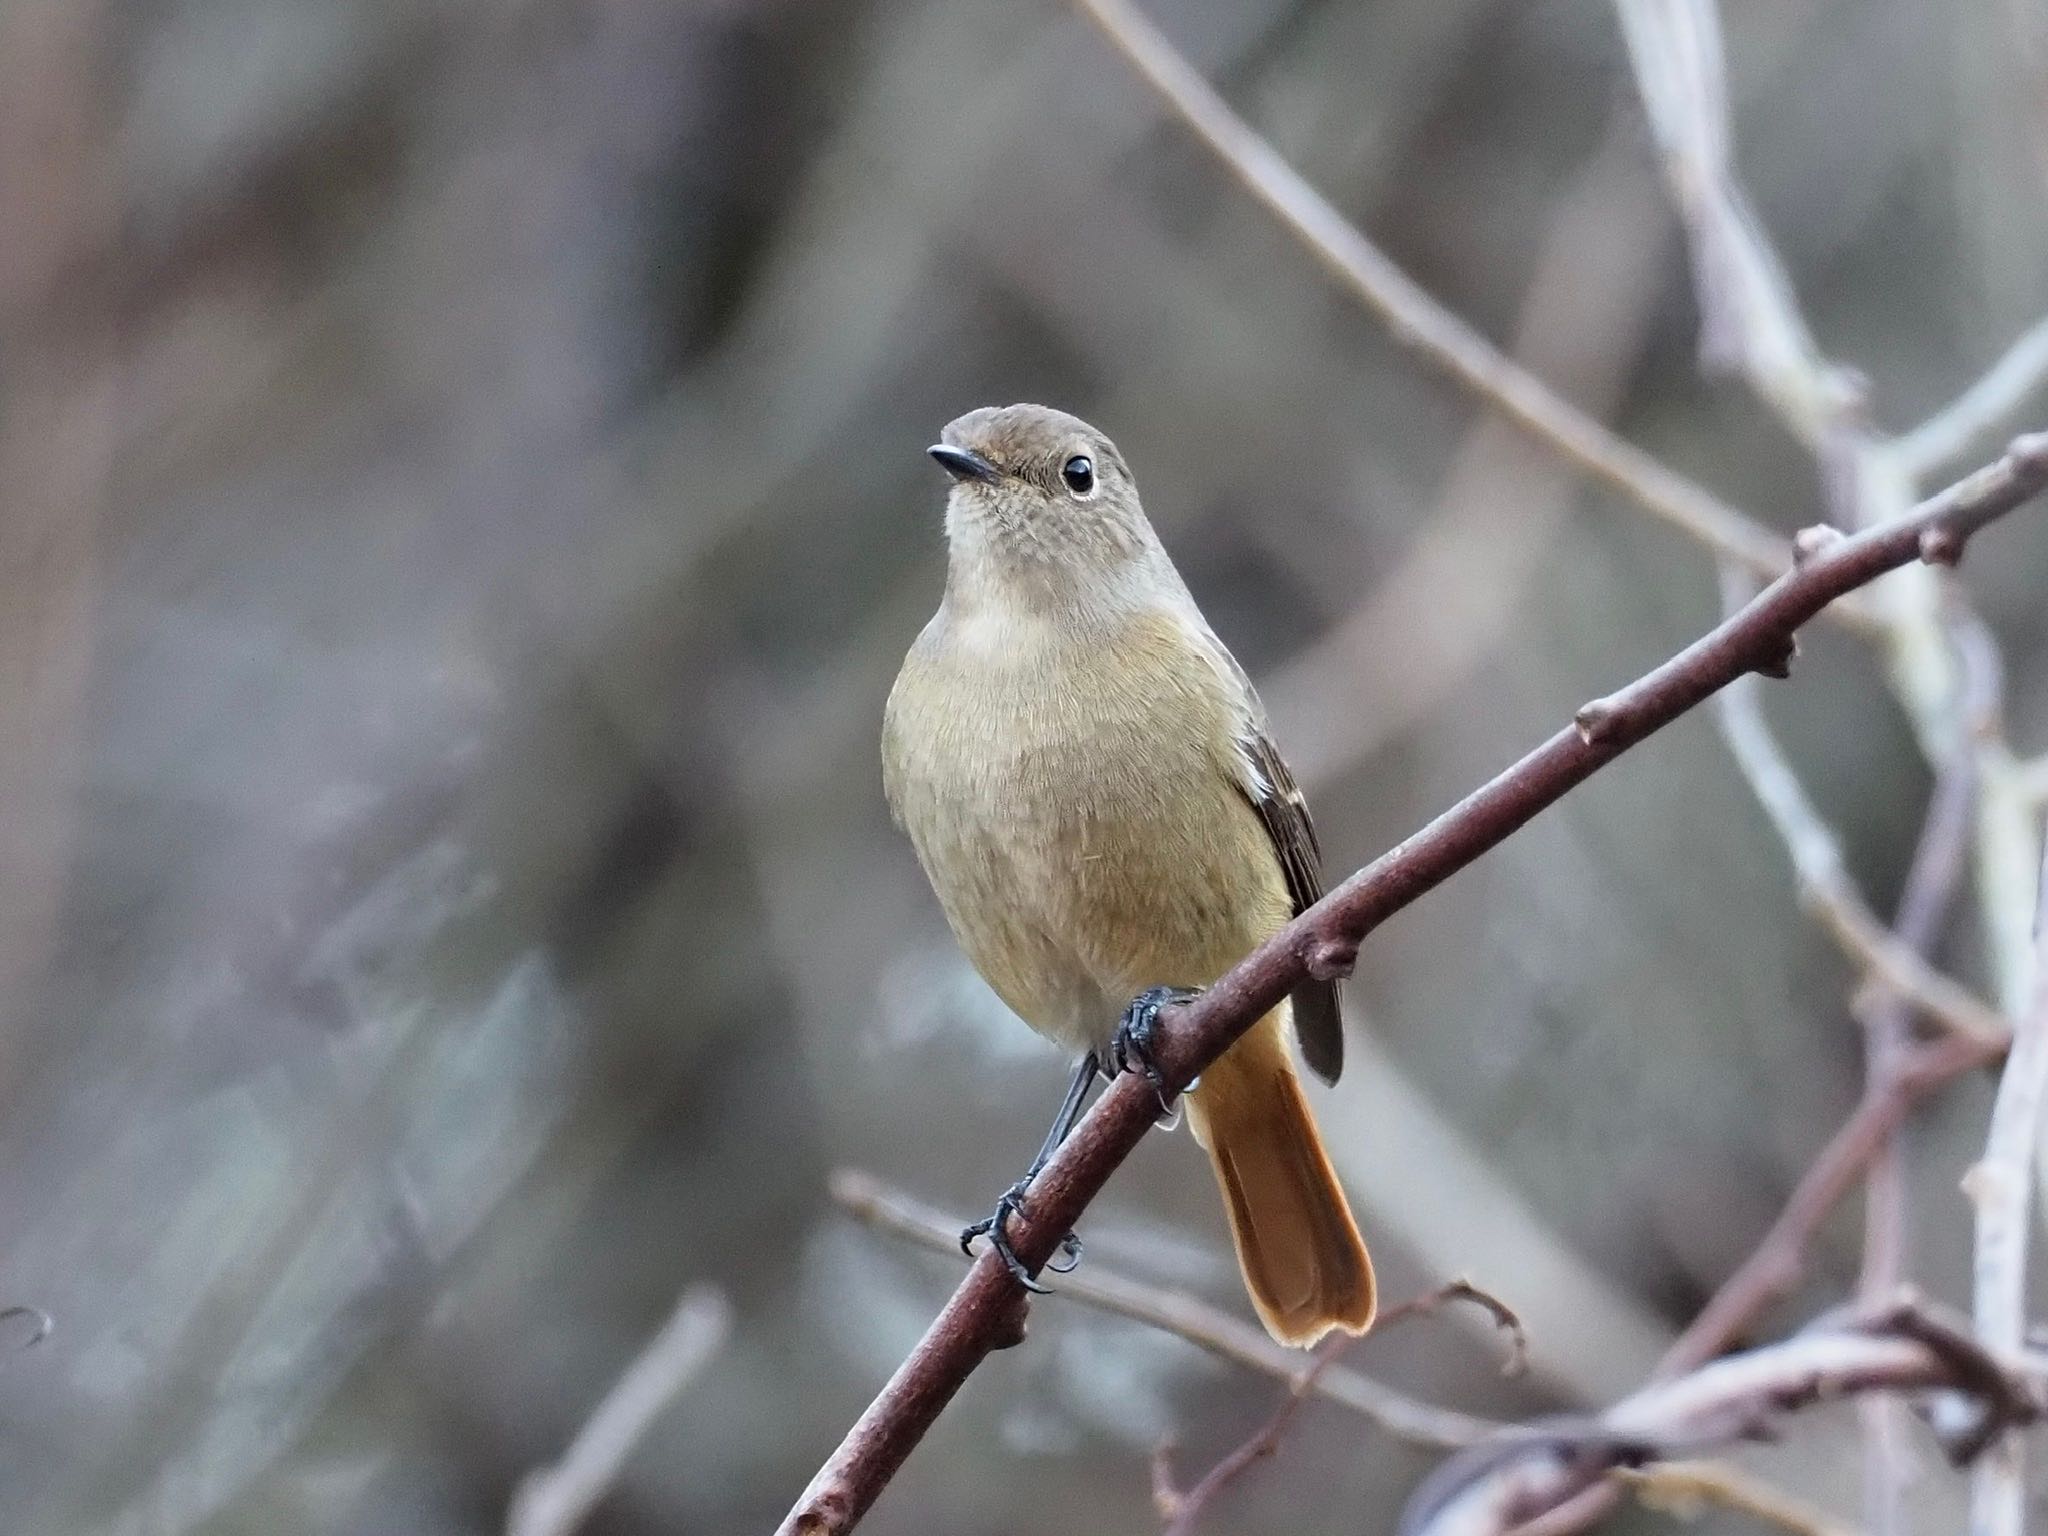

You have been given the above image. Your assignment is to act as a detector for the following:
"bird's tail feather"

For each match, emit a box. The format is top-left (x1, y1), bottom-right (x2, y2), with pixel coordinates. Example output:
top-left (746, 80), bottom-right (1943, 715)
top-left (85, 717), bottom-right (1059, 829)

top-left (1186, 1014), bottom-right (1376, 1347)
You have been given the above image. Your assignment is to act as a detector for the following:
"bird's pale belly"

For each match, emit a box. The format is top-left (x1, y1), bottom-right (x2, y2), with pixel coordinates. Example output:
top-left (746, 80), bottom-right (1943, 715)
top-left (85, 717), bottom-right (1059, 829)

top-left (922, 729), bottom-right (1292, 1053)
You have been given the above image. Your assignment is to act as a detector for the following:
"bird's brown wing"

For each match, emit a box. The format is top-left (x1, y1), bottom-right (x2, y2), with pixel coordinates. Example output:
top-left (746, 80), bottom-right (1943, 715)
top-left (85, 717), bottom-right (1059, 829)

top-left (1236, 725), bottom-right (1345, 1085)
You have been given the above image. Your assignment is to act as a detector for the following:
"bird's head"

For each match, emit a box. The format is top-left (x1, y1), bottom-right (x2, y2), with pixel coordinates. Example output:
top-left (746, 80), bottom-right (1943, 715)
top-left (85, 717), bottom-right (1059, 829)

top-left (928, 404), bottom-right (1166, 607)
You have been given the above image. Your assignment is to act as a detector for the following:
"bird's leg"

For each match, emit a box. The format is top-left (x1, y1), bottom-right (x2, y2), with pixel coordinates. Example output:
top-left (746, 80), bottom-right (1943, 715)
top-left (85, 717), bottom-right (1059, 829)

top-left (960, 1050), bottom-right (1100, 1288)
top-left (1111, 985), bottom-right (1202, 1106)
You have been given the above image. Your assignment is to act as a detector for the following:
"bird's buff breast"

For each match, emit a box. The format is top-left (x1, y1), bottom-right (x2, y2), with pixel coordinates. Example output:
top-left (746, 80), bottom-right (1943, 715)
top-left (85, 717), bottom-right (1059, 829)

top-left (885, 607), bottom-right (1289, 1050)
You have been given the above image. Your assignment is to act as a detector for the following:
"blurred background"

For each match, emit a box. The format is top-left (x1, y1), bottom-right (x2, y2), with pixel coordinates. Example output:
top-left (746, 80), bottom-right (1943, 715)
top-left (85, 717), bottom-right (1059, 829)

top-left (3, 0), bottom-right (2046, 1531)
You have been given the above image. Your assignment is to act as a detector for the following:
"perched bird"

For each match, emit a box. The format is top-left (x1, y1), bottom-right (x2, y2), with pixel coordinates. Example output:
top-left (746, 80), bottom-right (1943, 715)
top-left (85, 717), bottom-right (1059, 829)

top-left (881, 403), bottom-right (1375, 1347)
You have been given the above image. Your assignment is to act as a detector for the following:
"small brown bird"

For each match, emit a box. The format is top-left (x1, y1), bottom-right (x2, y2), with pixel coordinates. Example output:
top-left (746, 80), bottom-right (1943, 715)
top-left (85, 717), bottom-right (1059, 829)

top-left (881, 403), bottom-right (1375, 1346)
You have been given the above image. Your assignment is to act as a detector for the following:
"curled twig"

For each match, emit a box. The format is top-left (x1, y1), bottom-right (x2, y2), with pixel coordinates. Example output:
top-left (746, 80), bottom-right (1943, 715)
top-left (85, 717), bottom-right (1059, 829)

top-left (1376, 1278), bottom-right (1529, 1380)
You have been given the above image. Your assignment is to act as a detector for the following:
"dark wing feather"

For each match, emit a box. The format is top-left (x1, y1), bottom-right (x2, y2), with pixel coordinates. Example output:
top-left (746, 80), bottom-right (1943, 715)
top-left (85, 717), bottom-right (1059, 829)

top-left (1236, 727), bottom-right (1345, 1085)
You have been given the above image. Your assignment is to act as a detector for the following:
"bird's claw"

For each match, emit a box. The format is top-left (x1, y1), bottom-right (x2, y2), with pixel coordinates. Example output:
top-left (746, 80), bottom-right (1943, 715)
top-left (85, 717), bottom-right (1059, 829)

top-left (1112, 985), bottom-right (1201, 1109)
top-left (958, 1180), bottom-right (1081, 1292)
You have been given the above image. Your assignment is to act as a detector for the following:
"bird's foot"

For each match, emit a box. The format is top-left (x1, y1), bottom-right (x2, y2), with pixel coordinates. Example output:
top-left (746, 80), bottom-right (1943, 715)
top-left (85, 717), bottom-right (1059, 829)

top-left (959, 1179), bottom-right (1083, 1291)
top-left (1112, 985), bottom-right (1202, 1108)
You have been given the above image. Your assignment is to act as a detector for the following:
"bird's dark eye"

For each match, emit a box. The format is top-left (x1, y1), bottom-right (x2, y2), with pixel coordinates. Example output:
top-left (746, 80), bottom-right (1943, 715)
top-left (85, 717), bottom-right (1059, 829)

top-left (1061, 455), bottom-right (1096, 494)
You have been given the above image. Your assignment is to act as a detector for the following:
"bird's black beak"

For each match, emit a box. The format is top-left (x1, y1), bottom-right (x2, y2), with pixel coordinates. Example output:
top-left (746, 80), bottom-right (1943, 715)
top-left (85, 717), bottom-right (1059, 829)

top-left (928, 443), bottom-right (1000, 484)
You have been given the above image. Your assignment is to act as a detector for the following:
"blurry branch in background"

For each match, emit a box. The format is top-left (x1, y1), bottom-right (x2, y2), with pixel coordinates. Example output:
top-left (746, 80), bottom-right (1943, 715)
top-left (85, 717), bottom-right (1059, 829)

top-left (1267, 110), bottom-right (1671, 785)
top-left (1963, 846), bottom-right (2048, 1536)
top-left (1611, 7), bottom-right (2048, 1536)
top-left (835, 1172), bottom-right (1822, 1536)
top-left (1616, 1461), bottom-right (1856, 1536)
top-left (1712, 572), bottom-right (2005, 1051)
top-left (506, 1287), bottom-right (731, 1536)
top-left (1063, 0), bottom-right (1833, 605)
top-left (781, 441), bottom-right (2048, 1536)
top-left (1898, 315), bottom-right (2048, 479)
top-left (0, 0), bottom-right (116, 1068)
top-left (1659, 1029), bottom-right (2011, 1374)
top-left (1625, 0), bottom-right (2046, 1012)
top-left (1613, 0), bottom-right (1855, 449)
top-left (1853, 728), bottom-right (1981, 1536)
top-left (1400, 1299), bottom-right (2047, 1536)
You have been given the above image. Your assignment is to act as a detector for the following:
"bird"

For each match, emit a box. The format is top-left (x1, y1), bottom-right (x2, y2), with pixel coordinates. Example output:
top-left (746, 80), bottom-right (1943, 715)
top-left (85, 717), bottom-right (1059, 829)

top-left (880, 402), bottom-right (1375, 1347)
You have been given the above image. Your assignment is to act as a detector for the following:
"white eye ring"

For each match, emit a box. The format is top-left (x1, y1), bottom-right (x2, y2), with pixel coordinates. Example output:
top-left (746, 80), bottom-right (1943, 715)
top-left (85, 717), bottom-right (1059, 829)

top-left (1061, 454), bottom-right (1097, 497)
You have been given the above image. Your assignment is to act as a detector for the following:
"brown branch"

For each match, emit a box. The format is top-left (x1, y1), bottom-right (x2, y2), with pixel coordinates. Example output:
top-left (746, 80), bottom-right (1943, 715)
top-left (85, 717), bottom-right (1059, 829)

top-left (1399, 1302), bottom-right (2047, 1536)
top-left (1380, 1280), bottom-right (1530, 1380)
top-left (1510, 1025), bottom-right (2013, 1536)
top-left (1063, 0), bottom-right (1844, 607)
top-left (778, 438), bottom-right (2048, 1536)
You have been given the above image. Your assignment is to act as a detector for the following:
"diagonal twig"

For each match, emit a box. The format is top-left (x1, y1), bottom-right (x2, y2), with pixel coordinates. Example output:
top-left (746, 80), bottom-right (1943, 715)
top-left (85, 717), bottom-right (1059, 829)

top-left (1712, 614), bottom-right (2008, 1049)
top-left (1898, 314), bottom-right (2048, 479)
top-left (506, 1287), bottom-right (732, 1536)
top-left (1612, 0), bottom-right (2041, 1025)
top-left (1150, 1331), bottom-right (1359, 1536)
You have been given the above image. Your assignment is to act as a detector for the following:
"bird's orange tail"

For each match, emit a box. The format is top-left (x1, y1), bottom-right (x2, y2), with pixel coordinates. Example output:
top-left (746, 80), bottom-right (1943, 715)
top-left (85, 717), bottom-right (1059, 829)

top-left (1185, 1013), bottom-right (1375, 1347)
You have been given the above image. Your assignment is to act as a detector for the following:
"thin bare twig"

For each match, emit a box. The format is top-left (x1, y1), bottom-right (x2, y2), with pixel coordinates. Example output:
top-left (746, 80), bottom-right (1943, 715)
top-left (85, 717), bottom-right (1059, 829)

top-left (779, 440), bottom-right (2048, 1536)
top-left (1613, 0), bottom-right (2040, 1023)
top-left (1615, 0), bottom-right (1853, 444)
top-left (1065, 0), bottom-right (1829, 600)
top-left (1400, 1301), bottom-right (2046, 1536)
top-left (1150, 1277), bottom-right (1526, 1534)
top-left (1379, 1280), bottom-right (1530, 1379)
top-left (1712, 591), bottom-right (2007, 1050)
top-left (829, 1169), bottom-right (1497, 1449)
top-left (1898, 314), bottom-right (2048, 478)
top-left (1857, 745), bottom-right (1980, 1536)
top-left (1661, 1029), bottom-right (2008, 1372)
top-left (506, 1287), bottom-right (732, 1536)
top-left (1151, 1332), bottom-right (1356, 1536)
top-left (1965, 846), bottom-right (2048, 1536)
